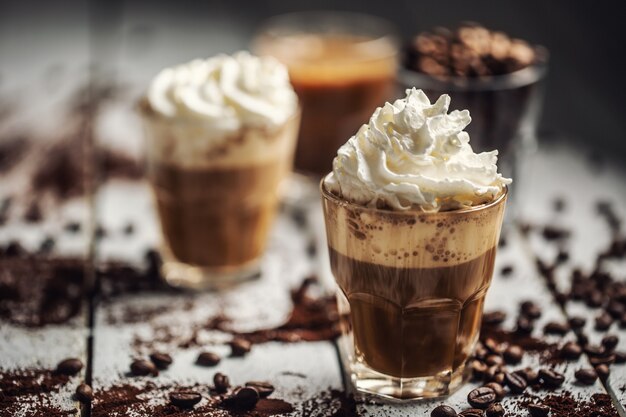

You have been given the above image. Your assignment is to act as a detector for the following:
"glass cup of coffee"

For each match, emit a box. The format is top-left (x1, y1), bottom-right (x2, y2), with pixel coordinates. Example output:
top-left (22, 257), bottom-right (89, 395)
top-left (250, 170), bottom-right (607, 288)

top-left (140, 53), bottom-right (300, 289)
top-left (321, 182), bottom-right (507, 400)
top-left (253, 11), bottom-right (399, 176)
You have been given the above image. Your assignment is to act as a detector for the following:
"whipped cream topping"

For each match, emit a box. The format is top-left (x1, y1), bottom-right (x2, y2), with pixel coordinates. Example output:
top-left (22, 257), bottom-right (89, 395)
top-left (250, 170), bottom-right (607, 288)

top-left (146, 51), bottom-right (298, 132)
top-left (325, 88), bottom-right (511, 211)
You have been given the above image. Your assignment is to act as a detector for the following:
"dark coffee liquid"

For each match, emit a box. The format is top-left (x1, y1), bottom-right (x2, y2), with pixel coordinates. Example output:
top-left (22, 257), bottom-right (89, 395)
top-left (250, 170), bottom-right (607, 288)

top-left (152, 161), bottom-right (284, 268)
top-left (330, 246), bottom-right (496, 378)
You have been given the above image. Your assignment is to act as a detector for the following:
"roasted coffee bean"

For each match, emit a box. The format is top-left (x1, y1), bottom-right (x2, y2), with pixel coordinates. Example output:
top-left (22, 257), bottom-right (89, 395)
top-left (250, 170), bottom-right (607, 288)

top-left (459, 409), bottom-right (484, 417)
top-left (500, 265), bottom-right (514, 276)
top-left (75, 383), bottom-right (93, 403)
top-left (485, 402), bottom-right (504, 417)
top-left (56, 358), bottom-right (83, 376)
top-left (574, 368), bottom-right (597, 385)
top-left (543, 321), bottom-right (569, 335)
top-left (149, 352), bottom-right (173, 369)
top-left (520, 301), bottom-right (542, 319)
top-left (225, 387), bottom-right (259, 410)
top-left (589, 354), bottom-right (615, 366)
top-left (484, 382), bottom-right (505, 400)
top-left (568, 316), bottom-right (586, 330)
top-left (130, 359), bottom-right (158, 377)
top-left (602, 334), bottom-right (619, 351)
top-left (584, 345), bottom-right (606, 357)
top-left (245, 381), bottom-right (274, 398)
top-left (230, 338), bottom-right (252, 357)
top-left (516, 316), bottom-right (534, 335)
top-left (483, 311), bottom-right (507, 326)
top-left (585, 290), bottom-right (604, 308)
top-left (595, 364), bottom-right (610, 381)
top-left (169, 391), bottom-right (202, 408)
top-left (607, 302), bottom-right (625, 318)
top-left (528, 403), bottom-right (550, 417)
top-left (467, 387), bottom-right (496, 409)
top-left (514, 368), bottom-right (538, 385)
top-left (471, 360), bottom-right (488, 380)
top-left (475, 344), bottom-right (488, 360)
top-left (213, 372), bottom-right (230, 393)
top-left (196, 351), bottom-right (221, 367)
top-left (503, 345), bottom-right (523, 364)
top-left (486, 355), bottom-right (504, 367)
top-left (560, 341), bottom-right (583, 360)
top-left (431, 405), bottom-right (457, 417)
top-left (491, 372), bottom-right (506, 385)
top-left (595, 312), bottom-right (614, 330)
top-left (484, 338), bottom-right (504, 354)
top-left (505, 372), bottom-right (527, 393)
top-left (614, 351), bottom-right (626, 364)
top-left (538, 368), bottom-right (565, 388)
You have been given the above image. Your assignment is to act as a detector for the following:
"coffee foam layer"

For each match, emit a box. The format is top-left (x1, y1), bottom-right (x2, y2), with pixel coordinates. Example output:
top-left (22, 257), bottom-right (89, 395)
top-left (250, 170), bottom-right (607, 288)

top-left (143, 112), bottom-right (300, 169)
top-left (323, 187), bottom-right (506, 269)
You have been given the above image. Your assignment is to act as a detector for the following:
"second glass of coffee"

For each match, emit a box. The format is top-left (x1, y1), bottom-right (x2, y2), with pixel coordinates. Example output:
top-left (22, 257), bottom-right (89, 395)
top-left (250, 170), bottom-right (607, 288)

top-left (141, 52), bottom-right (300, 289)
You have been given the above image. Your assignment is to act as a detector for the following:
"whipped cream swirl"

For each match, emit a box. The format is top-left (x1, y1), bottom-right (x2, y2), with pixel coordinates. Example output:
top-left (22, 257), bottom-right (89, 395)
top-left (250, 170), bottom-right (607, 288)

top-left (325, 88), bottom-right (511, 211)
top-left (146, 51), bottom-right (298, 132)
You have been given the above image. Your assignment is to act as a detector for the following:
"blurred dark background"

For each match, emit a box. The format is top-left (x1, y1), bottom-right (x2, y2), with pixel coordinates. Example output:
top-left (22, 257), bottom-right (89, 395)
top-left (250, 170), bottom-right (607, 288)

top-left (1, 0), bottom-right (624, 159)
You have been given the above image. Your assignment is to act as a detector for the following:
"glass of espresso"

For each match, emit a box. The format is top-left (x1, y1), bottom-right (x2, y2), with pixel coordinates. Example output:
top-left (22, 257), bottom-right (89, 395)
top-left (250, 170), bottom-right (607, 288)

top-left (320, 88), bottom-right (510, 399)
top-left (253, 12), bottom-right (398, 176)
top-left (140, 52), bottom-right (300, 289)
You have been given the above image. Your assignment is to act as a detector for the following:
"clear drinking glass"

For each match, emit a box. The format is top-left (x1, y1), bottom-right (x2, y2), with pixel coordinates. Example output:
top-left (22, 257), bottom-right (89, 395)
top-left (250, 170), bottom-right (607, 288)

top-left (140, 102), bottom-right (300, 289)
top-left (400, 50), bottom-right (548, 180)
top-left (253, 12), bottom-right (398, 176)
top-left (321, 179), bottom-right (507, 400)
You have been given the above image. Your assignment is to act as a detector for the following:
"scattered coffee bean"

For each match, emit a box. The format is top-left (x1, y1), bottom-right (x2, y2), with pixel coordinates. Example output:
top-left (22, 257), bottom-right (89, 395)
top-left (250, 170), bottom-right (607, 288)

top-left (584, 345), bottom-right (606, 357)
top-left (574, 368), bottom-right (597, 385)
top-left (467, 386), bottom-right (496, 409)
top-left (601, 334), bottom-right (619, 351)
top-left (149, 352), bottom-right (173, 370)
top-left (169, 390), bottom-right (202, 408)
top-left (614, 351), bottom-right (626, 364)
top-left (213, 372), bottom-right (230, 393)
top-left (516, 316), bottom-right (534, 335)
top-left (75, 383), bottom-right (93, 403)
top-left (500, 265), bottom-right (514, 276)
top-left (560, 342), bottom-right (582, 360)
top-left (64, 221), bottom-right (81, 233)
top-left (486, 402), bottom-right (504, 417)
top-left (230, 338), bottom-right (252, 357)
top-left (471, 360), bottom-right (488, 380)
top-left (514, 368), bottom-right (539, 385)
top-left (568, 316), bottom-right (586, 330)
top-left (595, 312), bottom-right (613, 331)
top-left (538, 368), bottom-right (565, 388)
top-left (486, 354), bottom-right (504, 367)
top-left (505, 372), bottom-right (527, 393)
top-left (224, 386), bottom-right (260, 410)
top-left (520, 301), bottom-right (542, 319)
top-left (196, 351), bottom-right (221, 367)
top-left (56, 358), bottom-right (83, 376)
top-left (543, 321), bottom-right (569, 335)
top-left (130, 359), bottom-right (158, 377)
top-left (503, 345), bottom-right (523, 364)
top-left (483, 311), bottom-right (507, 326)
top-left (585, 291), bottom-right (604, 308)
top-left (459, 409), bottom-right (484, 417)
top-left (484, 338), bottom-right (504, 354)
top-left (589, 354), bottom-right (615, 366)
top-left (528, 403), bottom-right (550, 417)
top-left (606, 301), bottom-right (625, 318)
top-left (491, 372), bottom-right (506, 385)
top-left (431, 404), bottom-right (457, 417)
top-left (245, 381), bottom-right (275, 398)
top-left (595, 364), bottom-right (610, 381)
top-left (484, 382), bottom-right (505, 400)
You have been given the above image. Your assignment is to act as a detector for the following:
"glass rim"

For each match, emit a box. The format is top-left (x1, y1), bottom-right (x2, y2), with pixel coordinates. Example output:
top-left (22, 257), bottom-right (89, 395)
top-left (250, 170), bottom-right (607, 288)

top-left (400, 46), bottom-right (549, 92)
top-left (253, 11), bottom-right (399, 56)
top-left (320, 174), bottom-right (508, 216)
